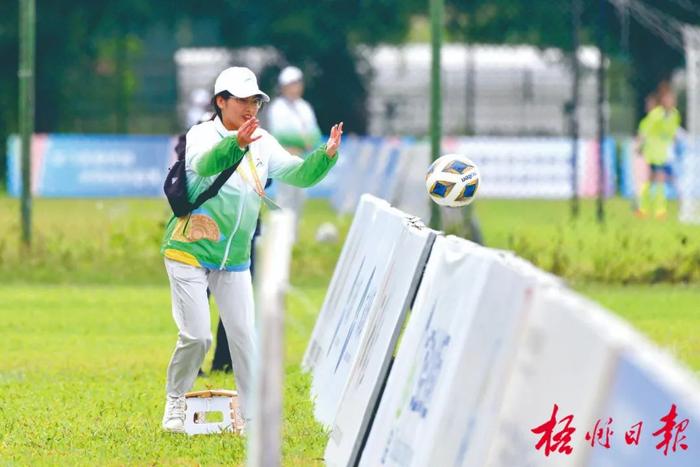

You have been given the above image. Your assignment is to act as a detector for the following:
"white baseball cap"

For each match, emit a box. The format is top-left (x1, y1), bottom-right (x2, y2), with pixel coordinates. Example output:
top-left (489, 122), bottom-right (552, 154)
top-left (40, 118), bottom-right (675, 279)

top-left (278, 66), bottom-right (303, 87)
top-left (214, 67), bottom-right (270, 102)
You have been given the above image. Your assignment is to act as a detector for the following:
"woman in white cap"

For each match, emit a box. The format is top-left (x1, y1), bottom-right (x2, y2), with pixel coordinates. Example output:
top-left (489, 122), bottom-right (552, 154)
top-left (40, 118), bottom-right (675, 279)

top-left (266, 66), bottom-right (322, 220)
top-left (267, 66), bottom-right (321, 152)
top-left (159, 66), bottom-right (343, 433)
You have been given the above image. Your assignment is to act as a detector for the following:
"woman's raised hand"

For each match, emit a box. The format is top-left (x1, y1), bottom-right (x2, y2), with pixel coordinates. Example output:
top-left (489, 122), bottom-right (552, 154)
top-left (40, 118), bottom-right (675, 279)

top-left (325, 122), bottom-right (343, 157)
top-left (237, 118), bottom-right (262, 148)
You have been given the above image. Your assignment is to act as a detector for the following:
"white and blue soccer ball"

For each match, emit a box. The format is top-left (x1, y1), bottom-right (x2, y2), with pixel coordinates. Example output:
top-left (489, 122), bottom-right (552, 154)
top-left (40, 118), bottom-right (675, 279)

top-left (425, 154), bottom-right (480, 207)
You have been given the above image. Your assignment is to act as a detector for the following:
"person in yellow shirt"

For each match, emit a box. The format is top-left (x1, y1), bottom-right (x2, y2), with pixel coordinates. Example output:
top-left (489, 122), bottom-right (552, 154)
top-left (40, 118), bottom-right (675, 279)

top-left (635, 87), bottom-right (681, 219)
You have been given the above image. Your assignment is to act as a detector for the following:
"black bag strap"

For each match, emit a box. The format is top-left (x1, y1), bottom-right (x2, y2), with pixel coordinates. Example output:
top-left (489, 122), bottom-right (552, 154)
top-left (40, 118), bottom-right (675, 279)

top-left (190, 147), bottom-right (248, 211)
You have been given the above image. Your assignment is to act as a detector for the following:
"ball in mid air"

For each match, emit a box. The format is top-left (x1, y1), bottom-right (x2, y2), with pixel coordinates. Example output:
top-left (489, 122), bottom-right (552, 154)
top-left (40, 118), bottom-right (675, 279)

top-left (425, 154), bottom-right (480, 207)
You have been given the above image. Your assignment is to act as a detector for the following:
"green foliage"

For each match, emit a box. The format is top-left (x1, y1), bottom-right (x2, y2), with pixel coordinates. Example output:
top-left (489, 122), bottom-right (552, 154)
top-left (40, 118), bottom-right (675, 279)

top-left (0, 197), bottom-right (170, 285)
top-left (0, 197), bottom-right (353, 287)
top-left (0, 0), bottom-right (423, 150)
top-left (205, 0), bottom-right (423, 133)
top-left (476, 197), bottom-right (700, 285)
top-left (446, 0), bottom-right (572, 47)
top-left (3, 0), bottom-right (697, 152)
top-left (3, 196), bottom-right (700, 287)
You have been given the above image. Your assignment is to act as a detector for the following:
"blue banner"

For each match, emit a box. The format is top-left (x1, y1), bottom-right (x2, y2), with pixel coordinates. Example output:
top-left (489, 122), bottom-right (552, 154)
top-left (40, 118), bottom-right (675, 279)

top-left (7, 134), bottom-right (176, 197)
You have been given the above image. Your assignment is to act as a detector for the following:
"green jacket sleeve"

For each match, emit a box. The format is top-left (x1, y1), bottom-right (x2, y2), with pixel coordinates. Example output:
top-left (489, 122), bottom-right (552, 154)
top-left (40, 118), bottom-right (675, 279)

top-left (268, 142), bottom-right (338, 188)
top-left (190, 136), bottom-right (247, 177)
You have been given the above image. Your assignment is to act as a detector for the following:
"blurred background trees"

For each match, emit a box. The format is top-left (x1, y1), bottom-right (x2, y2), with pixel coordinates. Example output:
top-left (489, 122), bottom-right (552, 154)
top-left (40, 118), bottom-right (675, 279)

top-left (445, 0), bottom-right (695, 119)
top-left (0, 0), bottom-right (422, 139)
top-left (0, 0), bottom-right (698, 152)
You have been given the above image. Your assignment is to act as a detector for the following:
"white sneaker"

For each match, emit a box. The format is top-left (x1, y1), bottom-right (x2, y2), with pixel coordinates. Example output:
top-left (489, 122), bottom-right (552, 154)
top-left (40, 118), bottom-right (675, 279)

top-left (162, 395), bottom-right (186, 433)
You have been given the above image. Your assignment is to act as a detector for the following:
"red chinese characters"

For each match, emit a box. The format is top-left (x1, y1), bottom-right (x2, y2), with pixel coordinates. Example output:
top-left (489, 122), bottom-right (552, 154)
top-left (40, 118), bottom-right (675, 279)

top-left (531, 404), bottom-right (576, 456)
top-left (585, 417), bottom-right (614, 449)
top-left (652, 404), bottom-right (690, 456)
top-left (532, 403), bottom-right (691, 457)
top-left (624, 421), bottom-right (643, 446)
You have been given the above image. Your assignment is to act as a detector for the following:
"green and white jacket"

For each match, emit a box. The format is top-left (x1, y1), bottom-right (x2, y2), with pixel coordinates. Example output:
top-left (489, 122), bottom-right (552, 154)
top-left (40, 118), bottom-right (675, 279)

top-left (161, 116), bottom-right (337, 270)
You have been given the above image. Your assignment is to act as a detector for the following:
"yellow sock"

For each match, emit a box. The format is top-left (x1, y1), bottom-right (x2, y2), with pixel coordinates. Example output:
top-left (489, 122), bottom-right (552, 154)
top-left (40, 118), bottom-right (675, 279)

top-left (653, 182), bottom-right (667, 216)
top-left (639, 182), bottom-right (651, 214)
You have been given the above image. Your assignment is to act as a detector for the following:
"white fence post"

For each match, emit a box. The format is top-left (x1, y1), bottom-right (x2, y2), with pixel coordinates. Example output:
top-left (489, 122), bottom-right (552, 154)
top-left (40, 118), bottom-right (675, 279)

top-left (247, 209), bottom-right (296, 467)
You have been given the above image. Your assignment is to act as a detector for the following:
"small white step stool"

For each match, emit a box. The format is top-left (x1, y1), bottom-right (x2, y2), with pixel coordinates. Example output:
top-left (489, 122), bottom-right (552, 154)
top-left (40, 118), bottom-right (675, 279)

top-left (183, 389), bottom-right (245, 435)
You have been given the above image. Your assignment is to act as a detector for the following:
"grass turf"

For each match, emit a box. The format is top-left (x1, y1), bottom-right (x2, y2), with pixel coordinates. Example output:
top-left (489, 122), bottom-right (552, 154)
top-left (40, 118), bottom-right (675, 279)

top-left (2, 196), bottom-right (699, 285)
top-left (577, 283), bottom-right (700, 373)
top-left (472, 198), bottom-right (700, 284)
top-left (0, 196), bottom-right (698, 464)
top-left (0, 285), bottom-right (328, 466)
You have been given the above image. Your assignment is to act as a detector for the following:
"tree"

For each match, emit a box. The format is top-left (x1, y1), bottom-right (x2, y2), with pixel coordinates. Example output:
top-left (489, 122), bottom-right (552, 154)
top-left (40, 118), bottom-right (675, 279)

top-left (0, 0), bottom-right (423, 148)
top-left (0, 2), bottom-right (19, 165)
top-left (194, 0), bottom-right (423, 133)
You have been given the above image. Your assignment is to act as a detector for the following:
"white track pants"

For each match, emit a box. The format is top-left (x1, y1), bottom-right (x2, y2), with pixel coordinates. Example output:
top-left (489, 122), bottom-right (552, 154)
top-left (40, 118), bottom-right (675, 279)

top-left (164, 258), bottom-right (257, 419)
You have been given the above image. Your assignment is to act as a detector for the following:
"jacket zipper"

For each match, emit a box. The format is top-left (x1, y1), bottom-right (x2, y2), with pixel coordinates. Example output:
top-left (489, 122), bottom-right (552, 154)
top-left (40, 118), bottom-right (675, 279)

top-left (219, 150), bottom-right (257, 269)
top-left (215, 128), bottom-right (254, 270)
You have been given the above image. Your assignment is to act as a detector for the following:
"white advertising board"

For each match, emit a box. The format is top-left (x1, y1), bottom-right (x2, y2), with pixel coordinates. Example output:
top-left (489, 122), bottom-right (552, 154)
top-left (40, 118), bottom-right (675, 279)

top-left (302, 194), bottom-right (390, 374)
top-left (358, 236), bottom-right (534, 467)
top-left (324, 216), bottom-right (436, 466)
top-left (484, 288), bottom-right (639, 467)
top-left (305, 195), bottom-right (437, 428)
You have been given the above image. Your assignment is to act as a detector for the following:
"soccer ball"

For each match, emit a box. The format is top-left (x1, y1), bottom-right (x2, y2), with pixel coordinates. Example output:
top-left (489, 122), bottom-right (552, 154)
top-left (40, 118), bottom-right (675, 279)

top-left (425, 154), bottom-right (480, 207)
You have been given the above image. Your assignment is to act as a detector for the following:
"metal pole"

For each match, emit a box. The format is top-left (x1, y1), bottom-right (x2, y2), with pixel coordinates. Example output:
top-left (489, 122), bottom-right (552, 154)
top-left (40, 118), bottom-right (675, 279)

top-left (429, 0), bottom-right (443, 230)
top-left (570, 0), bottom-right (581, 219)
top-left (465, 45), bottom-right (475, 135)
top-left (19, 0), bottom-right (35, 247)
top-left (596, 0), bottom-right (606, 224)
top-left (680, 27), bottom-right (700, 223)
top-left (116, 33), bottom-right (128, 133)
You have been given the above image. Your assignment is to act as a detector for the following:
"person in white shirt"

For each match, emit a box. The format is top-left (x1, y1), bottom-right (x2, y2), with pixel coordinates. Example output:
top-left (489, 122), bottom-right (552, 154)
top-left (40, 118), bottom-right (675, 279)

top-left (186, 88), bottom-right (212, 129)
top-left (160, 66), bottom-right (343, 433)
top-left (266, 66), bottom-right (322, 224)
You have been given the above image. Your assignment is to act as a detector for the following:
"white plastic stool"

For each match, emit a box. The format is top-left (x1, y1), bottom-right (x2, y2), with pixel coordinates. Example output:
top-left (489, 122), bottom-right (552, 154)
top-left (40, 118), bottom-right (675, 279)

top-left (183, 389), bottom-right (244, 435)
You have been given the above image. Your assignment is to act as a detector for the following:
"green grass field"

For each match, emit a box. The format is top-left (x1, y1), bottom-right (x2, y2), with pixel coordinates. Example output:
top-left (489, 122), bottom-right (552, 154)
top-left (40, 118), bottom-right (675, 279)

top-left (0, 196), bottom-right (698, 465)
top-left (0, 285), bottom-right (329, 466)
